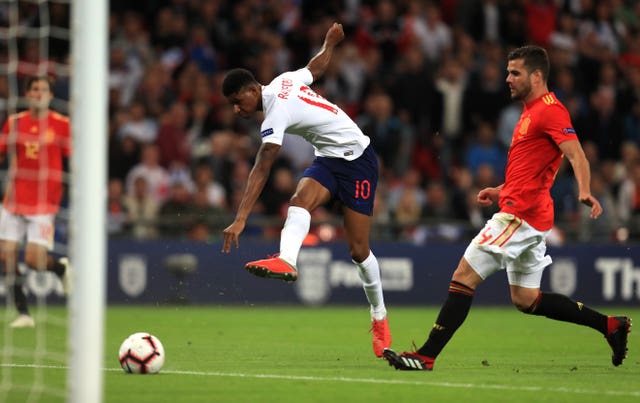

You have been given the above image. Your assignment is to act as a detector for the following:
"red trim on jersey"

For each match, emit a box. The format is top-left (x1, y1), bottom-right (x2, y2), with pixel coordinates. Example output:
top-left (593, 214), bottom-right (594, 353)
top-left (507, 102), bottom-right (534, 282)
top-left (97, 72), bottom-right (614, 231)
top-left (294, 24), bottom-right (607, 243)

top-left (297, 95), bottom-right (339, 114)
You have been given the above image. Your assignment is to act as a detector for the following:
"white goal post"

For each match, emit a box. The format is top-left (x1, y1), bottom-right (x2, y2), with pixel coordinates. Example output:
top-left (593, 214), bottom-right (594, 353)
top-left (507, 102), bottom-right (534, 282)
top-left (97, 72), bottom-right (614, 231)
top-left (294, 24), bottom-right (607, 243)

top-left (69, 0), bottom-right (107, 402)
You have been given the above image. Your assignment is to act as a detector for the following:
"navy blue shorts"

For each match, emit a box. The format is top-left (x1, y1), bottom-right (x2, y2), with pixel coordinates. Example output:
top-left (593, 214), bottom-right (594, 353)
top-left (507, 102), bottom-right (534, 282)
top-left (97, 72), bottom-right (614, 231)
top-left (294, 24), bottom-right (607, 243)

top-left (302, 145), bottom-right (378, 216)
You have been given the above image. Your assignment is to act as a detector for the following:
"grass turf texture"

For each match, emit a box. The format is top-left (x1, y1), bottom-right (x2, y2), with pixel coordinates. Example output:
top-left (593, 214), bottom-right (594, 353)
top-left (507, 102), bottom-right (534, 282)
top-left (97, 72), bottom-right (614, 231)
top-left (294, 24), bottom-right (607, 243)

top-left (1, 306), bottom-right (638, 402)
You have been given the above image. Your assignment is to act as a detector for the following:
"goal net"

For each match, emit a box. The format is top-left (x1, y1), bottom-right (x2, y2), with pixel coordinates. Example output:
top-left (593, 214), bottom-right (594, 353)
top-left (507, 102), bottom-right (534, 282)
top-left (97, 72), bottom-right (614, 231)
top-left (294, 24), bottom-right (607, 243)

top-left (0, 0), bottom-right (107, 402)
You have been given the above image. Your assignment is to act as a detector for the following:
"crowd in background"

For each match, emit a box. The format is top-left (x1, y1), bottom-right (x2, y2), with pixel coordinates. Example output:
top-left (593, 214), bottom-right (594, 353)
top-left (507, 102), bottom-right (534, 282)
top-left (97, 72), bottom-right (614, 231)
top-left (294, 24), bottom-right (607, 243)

top-left (2, 0), bottom-right (640, 244)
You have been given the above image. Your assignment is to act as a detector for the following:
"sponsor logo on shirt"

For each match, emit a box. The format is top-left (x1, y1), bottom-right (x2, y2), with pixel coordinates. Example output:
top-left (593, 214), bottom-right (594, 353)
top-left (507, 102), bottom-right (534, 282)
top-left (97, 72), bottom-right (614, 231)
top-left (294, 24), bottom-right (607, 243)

top-left (261, 128), bottom-right (274, 137)
top-left (562, 128), bottom-right (576, 135)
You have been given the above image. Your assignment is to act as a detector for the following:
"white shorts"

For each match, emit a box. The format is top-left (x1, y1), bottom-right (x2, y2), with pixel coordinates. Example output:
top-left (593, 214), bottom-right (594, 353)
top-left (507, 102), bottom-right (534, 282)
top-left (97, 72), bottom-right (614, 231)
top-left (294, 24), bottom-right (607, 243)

top-left (0, 207), bottom-right (55, 250)
top-left (463, 212), bottom-right (552, 288)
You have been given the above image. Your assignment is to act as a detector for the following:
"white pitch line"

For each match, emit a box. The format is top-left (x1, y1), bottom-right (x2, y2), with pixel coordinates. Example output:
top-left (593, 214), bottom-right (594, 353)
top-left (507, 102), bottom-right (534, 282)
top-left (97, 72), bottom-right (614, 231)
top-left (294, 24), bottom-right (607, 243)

top-left (2, 363), bottom-right (639, 398)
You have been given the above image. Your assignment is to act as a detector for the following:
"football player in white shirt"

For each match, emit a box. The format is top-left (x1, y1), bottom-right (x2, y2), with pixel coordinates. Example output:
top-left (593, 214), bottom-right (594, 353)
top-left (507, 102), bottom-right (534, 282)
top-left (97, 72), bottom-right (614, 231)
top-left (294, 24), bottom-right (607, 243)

top-left (220, 22), bottom-right (391, 358)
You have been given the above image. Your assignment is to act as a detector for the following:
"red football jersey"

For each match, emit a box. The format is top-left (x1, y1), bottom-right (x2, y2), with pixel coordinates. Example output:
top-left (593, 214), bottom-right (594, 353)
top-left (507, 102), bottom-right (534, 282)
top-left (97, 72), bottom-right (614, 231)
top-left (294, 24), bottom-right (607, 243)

top-left (0, 110), bottom-right (71, 214)
top-left (499, 92), bottom-right (578, 231)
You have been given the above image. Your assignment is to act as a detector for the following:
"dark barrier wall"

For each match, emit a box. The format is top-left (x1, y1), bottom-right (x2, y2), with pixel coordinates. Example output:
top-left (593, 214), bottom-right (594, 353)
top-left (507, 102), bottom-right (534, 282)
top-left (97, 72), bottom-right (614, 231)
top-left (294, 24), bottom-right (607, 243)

top-left (108, 240), bottom-right (639, 306)
top-left (1, 240), bottom-right (637, 306)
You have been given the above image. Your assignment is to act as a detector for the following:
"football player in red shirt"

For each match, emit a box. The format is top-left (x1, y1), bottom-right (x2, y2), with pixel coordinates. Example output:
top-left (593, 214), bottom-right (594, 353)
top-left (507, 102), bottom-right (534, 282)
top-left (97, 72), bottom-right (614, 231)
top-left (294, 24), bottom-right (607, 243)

top-left (0, 76), bottom-right (72, 328)
top-left (384, 46), bottom-right (631, 370)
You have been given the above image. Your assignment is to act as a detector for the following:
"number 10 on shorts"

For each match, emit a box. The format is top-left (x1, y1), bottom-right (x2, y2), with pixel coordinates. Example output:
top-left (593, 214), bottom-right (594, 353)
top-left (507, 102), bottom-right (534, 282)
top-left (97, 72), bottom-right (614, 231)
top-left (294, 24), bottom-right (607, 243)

top-left (354, 180), bottom-right (371, 199)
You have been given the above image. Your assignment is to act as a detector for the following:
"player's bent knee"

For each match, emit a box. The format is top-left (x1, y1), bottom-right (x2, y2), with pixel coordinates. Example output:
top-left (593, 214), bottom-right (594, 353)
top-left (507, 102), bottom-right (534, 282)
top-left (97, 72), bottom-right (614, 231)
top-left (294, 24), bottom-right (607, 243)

top-left (511, 294), bottom-right (538, 313)
top-left (348, 244), bottom-right (370, 263)
top-left (509, 283), bottom-right (541, 313)
top-left (514, 301), bottom-right (532, 313)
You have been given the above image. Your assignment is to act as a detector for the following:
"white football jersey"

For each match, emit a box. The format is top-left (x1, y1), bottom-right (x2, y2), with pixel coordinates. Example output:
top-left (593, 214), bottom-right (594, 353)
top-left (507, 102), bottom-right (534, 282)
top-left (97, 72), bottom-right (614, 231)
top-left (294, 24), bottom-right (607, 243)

top-left (260, 68), bottom-right (370, 161)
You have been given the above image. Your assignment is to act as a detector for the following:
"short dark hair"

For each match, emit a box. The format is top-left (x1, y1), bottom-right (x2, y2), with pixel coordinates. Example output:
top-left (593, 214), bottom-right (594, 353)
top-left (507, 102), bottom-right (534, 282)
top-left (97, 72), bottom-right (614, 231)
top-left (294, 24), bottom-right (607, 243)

top-left (222, 68), bottom-right (258, 97)
top-left (25, 75), bottom-right (52, 92)
top-left (507, 46), bottom-right (550, 82)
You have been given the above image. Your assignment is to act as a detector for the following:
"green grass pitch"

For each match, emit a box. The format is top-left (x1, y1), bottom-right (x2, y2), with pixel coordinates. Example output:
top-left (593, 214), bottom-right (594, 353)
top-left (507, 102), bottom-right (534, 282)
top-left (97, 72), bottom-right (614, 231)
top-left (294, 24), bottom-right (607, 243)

top-left (1, 305), bottom-right (638, 402)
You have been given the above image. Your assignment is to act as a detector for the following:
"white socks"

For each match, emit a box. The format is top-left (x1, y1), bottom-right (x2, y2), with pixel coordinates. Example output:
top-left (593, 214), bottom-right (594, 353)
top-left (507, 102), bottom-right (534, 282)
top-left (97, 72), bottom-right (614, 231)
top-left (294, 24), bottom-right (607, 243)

top-left (279, 209), bottom-right (386, 320)
top-left (354, 251), bottom-right (387, 321)
top-left (278, 206), bottom-right (311, 267)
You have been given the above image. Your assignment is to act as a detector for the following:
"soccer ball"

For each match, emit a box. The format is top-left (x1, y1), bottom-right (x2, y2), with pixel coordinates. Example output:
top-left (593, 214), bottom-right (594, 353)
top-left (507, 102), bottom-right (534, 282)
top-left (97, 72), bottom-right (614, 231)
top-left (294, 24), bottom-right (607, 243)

top-left (118, 332), bottom-right (165, 374)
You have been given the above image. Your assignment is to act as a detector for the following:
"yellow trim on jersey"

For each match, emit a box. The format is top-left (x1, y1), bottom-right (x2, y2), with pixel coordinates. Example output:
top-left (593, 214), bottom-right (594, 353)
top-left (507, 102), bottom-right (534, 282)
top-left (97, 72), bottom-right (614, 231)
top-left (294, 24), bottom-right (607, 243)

top-left (542, 94), bottom-right (556, 105)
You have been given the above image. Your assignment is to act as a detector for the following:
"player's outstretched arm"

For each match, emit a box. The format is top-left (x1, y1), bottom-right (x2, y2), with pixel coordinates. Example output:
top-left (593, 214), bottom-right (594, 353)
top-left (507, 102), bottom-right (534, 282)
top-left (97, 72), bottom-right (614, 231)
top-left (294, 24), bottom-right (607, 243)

top-left (559, 139), bottom-right (602, 219)
top-left (222, 142), bottom-right (281, 253)
top-left (306, 22), bottom-right (345, 81)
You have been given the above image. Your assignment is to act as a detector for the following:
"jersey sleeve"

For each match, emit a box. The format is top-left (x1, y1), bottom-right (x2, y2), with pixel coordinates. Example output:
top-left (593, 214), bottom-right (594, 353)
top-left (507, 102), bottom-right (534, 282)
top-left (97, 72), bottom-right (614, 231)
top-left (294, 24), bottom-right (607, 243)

top-left (260, 95), bottom-right (289, 146)
top-left (544, 104), bottom-right (578, 145)
top-left (286, 68), bottom-right (313, 85)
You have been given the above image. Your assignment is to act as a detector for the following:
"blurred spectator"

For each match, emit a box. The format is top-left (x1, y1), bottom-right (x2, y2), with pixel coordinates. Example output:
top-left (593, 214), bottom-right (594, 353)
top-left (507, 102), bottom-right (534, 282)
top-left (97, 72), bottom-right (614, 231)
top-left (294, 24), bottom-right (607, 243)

top-left (464, 121), bottom-right (506, 181)
top-left (157, 102), bottom-right (191, 169)
top-left (498, 2), bottom-right (528, 48)
top-left (134, 64), bottom-right (176, 118)
top-left (280, 134), bottom-right (315, 177)
top-left (434, 57), bottom-right (468, 166)
top-left (463, 60), bottom-right (511, 131)
top-left (113, 11), bottom-right (154, 66)
top-left (108, 44), bottom-right (143, 107)
top-left (417, 180), bottom-right (465, 243)
top-left (109, 131), bottom-right (141, 182)
top-left (190, 187), bottom-right (226, 240)
top-left (474, 162), bottom-right (501, 190)
top-left (449, 166), bottom-right (475, 220)
top-left (465, 0), bottom-right (503, 44)
top-left (589, 1), bottom-right (624, 54)
top-left (549, 12), bottom-right (579, 64)
top-left (261, 166), bottom-right (296, 216)
top-left (357, 91), bottom-right (414, 177)
top-left (410, 1), bottom-right (453, 63)
top-left (372, 180), bottom-right (392, 227)
top-left (550, 159), bottom-right (579, 225)
top-left (107, 178), bottom-right (129, 236)
top-left (387, 168), bottom-right (425, 213)
top-left (388, 43), bottom-right (439, 135)
top-left (188, 221), bottom-right (211, 241)
top-left (126, 143), bottom-right (171, 205)
top-left (193, 162), bottom-right (227, 210)
top-left (525, 0), bottom-right (557, 47)
top-left (335, 41), bottom-right (368, 108)
top-left (392, 187), bottom-right (423, 238)
top-left (368, 0), bottom-right (403, 75)
top-left (496, 102), bottom-right (521, 149)
top-left (205, 130), bottom-right (237, 197)
top-left (619, 64), bottom-right (640, 116)
top-left (157, 181), bottom-right (195, 238)
top-left (188, 100), bottom-right (216, 159)
top-left (624, 100), bottom-right (640, 146)
top-left (187, 25), bottom-right (217, 75)
top-left (575, 86), bottom-right (624, 160)
top-left (117, 101), bottom-right (158, 144)
top-left (550, 65), bottom-right (587, 117)
top-left (124, 175), bottom-right (159, 239)
top-left (618, 32), bottom-right (640, 74)
top-left (579, 171), bottom-right (619, 242)
top-left (421, 181), bottom-right (453, 220)
top-left (617, 158), bottom-right (640, 231)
